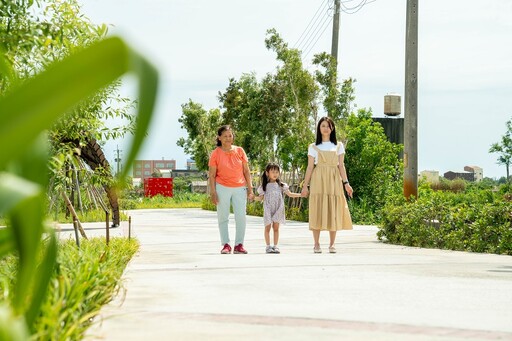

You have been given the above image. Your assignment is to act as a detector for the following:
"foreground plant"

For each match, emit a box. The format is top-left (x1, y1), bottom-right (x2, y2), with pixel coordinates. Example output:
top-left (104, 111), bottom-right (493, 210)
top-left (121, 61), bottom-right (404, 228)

top-left (0, 36), bottom-right (158, 339)
top-left (0, 238), bottom-right (139, 340)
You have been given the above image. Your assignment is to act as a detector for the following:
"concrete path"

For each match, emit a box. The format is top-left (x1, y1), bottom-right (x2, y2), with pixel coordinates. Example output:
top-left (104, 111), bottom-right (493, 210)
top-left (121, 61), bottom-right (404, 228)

top-left (72, 208), bottom-right (512, 341)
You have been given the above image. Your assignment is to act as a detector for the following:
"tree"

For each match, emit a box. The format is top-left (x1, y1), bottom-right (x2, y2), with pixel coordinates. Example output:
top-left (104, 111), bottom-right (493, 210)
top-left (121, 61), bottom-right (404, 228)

top-left (312, 52), bottom-right (355, 119)
top-left (182, 29), bottom-right (320, 177)
top-left (177, 100), bottom-right (222, 171)
top-left (344, 110), bottom-right (403, 216)
top-left (489, 119), bottom-right (512, 181)
top-left (218, 73), bottom-right (288, 170)
top-left (312, 51), bottom-right (355, 141)
top-left (177, 28), bottom-right (403, 223)
top-left (1, 0), bottom-right (135, 225)
top-left (264, 29), bottom-right (317, 174)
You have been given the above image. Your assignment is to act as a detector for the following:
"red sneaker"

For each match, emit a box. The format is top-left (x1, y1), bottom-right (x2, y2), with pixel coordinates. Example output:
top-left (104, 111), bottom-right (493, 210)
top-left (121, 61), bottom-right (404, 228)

top-left (221, 244), bottom-right (231, 254)
top-left (233, 244), bottom-right (248, 254)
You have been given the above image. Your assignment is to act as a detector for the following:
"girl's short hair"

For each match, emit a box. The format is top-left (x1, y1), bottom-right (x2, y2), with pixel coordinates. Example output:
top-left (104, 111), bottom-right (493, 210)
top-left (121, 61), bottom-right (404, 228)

top-left (216, 125), bottom-right (233, 146)
top-left (315, 116), bottom-right (337, 145)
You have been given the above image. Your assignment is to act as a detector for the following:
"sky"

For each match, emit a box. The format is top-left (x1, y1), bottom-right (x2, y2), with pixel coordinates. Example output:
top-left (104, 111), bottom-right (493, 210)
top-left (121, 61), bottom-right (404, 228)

top-left (80, 0), bottom-right (512, 179)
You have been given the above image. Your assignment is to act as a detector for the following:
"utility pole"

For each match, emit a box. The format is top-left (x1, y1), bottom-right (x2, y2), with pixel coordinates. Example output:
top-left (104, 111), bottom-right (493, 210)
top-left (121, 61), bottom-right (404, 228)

top-left (331, 0), bottom-right (341, 64)
top-left (404, 0), bottom-right (419, 199)
top-left (114, 145), bottom-right (122, 176)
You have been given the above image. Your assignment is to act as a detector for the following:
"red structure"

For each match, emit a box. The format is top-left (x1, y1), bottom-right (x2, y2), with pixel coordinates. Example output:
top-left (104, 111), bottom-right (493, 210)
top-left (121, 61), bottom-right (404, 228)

top-left (144, 178), bottom-right (173, 197)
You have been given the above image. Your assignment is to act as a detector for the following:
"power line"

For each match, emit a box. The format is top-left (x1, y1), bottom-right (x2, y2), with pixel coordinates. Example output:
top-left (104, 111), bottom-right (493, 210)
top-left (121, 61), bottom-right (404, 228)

top-left (293, 0), bottom-right (328, 47)
top-left (302, 16), bottom-right (333, 60)
top-left (340, 0), bottom-right (377, 14)
top-left (299, 11), bottom-right (333, 57)
top-left (294, 0), bottom-right (330, 50)
top-left (294, 0), bottom-right (378, 65)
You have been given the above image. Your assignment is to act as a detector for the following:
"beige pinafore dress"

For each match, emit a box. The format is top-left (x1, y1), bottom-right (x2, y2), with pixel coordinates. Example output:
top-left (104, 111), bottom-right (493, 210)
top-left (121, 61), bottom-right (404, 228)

top-left (309, 143), bottom-right (353, 231)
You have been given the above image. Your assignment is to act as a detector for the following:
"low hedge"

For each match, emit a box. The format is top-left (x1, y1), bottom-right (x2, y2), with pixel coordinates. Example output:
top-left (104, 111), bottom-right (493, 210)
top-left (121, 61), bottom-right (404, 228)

top-left (378, 189), bottom-right (512, 255)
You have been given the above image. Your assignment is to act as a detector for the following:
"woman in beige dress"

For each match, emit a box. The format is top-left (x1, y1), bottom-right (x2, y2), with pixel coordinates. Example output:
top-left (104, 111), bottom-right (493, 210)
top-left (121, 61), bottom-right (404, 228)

top-left (301, 117), bottom-right (353, 253)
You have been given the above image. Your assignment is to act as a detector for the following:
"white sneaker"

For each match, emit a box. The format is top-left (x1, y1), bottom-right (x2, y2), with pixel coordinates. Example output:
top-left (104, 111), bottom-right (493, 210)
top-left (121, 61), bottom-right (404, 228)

top-left (265, 245), bottom-right (274, 254)
top-left (272, 246), bottom-right (280, 254)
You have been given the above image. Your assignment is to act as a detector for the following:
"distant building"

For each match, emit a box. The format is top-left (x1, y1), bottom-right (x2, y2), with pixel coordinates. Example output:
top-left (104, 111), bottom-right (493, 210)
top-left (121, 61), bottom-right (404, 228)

top-left (420, 170), bottom-right (439, 183)
top-left (443, 166), bottom-right (483, 182)
top-left (133, 159), bottom-right (176, 179)
top-left (187, 159), bottom-right (198, 170)
top-left (464, 166), bottom-right (483, 182)
top-left (172, 169), bottom-right (206, 178)
top-left (444, 171), bottom-right (475, 182)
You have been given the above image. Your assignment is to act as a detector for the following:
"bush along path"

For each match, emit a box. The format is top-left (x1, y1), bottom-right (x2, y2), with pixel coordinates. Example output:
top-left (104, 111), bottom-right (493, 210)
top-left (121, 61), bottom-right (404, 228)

top-left (378, 189), bottom-right (512, 255)
top-left (0, 238), bottom-right (139, 340)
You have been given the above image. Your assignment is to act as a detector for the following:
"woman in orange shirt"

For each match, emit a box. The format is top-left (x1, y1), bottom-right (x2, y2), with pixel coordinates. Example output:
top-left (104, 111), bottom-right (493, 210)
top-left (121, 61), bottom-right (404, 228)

top-left (208, 125), bottom-right (254, 254)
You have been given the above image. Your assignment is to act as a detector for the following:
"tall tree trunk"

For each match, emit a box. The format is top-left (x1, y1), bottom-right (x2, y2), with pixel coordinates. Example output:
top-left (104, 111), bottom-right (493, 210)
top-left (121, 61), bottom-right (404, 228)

top-left (79, 139), bottom-right (120, 226)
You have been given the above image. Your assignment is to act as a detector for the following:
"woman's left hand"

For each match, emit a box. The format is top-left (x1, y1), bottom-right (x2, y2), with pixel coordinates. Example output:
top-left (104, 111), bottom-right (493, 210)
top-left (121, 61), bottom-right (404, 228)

top-left (344, 183), bottom-right (353, 198)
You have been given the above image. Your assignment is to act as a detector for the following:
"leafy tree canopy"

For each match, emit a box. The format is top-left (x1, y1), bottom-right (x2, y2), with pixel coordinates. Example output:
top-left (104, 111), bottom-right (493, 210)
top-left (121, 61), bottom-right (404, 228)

top-left (178, 28), bottom-right (403, 219)
top-left (1, 0), bottom-right (135, 187)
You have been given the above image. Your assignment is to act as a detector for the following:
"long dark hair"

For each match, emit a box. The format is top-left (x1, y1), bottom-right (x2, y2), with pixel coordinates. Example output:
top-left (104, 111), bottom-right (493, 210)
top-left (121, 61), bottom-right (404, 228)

top-left (261, 163), bottom-right (283, 191)
top-left (315, 116), bottom-right (337, 145)
top-left (216, 125), bottom-right (233, 146)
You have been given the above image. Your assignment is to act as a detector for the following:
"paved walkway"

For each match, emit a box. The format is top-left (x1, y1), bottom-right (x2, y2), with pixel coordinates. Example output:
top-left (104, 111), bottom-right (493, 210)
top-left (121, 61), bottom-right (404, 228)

top-left (67, 208), bottom-right (512, 341)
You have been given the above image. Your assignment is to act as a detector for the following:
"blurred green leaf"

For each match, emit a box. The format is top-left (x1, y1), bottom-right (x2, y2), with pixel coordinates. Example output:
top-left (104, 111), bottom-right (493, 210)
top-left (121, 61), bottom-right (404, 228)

top-left (25, 233), bottom-right (57, 328)
top-left (0, 36), bottom-right (158, 175)
top-left (0, 173), bottom-right (40, 214)
top-left (0, 229), bottom-right (14, 257)
top-left (0, 34), bottom-right (159, 338)
top-left (10, 194), bottom-right (45, 315)
top-left (0, 305), bottom-right (29, 341)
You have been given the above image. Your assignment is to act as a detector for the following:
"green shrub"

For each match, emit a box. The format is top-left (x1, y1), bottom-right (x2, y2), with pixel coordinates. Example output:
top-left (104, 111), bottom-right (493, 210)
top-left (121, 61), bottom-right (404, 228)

top-left (202, 196), bottom-right (216, 211)
top-left (118, 198), bottom-right (138, 210)
top-left (204, 197), bottom-right (309, 223)
top-left (172, 177), bottom-right (191, 192)
top-left (378, 187), bottom-right (512, 255)
top-left (0, 238), bottom-right (139, 340)
top-left (348, 197), bottom-right (378, 225)
top-left (51, 208), bottom-right (129, 223)
top-left (430, 178), bottom-right (466, 192)
top-left (134, 192), bottom-right (206, 209)
top-left (287, 206), bottom-right (308, 222)
top-left (246, 201), bottom-right (263, 217)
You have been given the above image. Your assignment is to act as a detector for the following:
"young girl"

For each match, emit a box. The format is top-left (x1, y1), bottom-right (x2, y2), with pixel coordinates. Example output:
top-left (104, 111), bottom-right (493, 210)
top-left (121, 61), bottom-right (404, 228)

top-left (255, 163), bottom-right (302, 253)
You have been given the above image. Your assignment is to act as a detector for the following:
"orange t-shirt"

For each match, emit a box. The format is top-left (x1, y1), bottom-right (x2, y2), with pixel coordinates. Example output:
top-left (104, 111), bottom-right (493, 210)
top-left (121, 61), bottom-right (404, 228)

top-left (208, 146), bottom-right (248, 188)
